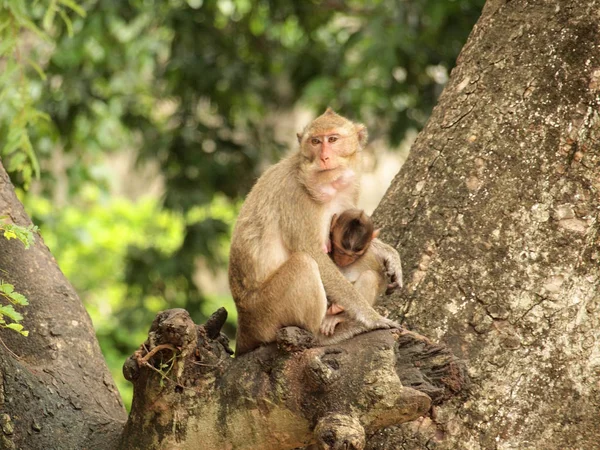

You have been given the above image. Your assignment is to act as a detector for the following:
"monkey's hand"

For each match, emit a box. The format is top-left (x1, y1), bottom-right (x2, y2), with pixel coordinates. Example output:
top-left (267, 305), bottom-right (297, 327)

top-left (321, 303), bottom-right (345, 335)
top-left (327, 303), bottom-right (344, 315)
top-left (371, 239), bottom-right (403, 292)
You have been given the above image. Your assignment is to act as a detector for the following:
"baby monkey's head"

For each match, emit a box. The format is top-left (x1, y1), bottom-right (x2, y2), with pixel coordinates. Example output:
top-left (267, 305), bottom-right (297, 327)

top-left (329, 209), bottom-right (380, 267)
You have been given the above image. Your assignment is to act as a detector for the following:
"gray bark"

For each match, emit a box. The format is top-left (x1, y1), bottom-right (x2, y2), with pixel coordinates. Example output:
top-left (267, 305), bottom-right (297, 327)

top-left (373, 0), bottom-right (600, 448)
top-left (0, 162), bottom-right (126, 450)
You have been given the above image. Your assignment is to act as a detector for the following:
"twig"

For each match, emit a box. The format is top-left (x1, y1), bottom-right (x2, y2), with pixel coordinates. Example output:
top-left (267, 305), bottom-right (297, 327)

top-left (141, 361), bottom-right (204, 394)
top-left (138, 344), bottom-right (178, 365)
top-left (0, 335), bottom-right (21, 360)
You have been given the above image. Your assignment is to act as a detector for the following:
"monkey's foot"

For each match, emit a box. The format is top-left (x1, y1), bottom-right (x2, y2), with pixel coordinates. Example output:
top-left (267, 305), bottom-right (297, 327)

top-left (320, 315), bottom-right (343, 336)
top-left (276, 326), bottom-right (317, 352)
top-left (364, 316), bottom-right (401, 331)
top-left (314, 414), bottom-right (365, 450)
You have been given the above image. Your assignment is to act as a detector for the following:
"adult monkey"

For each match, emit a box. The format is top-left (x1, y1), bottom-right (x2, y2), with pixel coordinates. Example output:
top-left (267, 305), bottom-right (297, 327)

top-left (229, 108), bottom-right (402, 355)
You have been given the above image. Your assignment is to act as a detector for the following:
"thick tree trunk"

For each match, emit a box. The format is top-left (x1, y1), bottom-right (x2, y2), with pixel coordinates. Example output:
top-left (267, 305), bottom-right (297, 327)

top-left (373, 0), bottom-right (600, 448)
top-left (0, 163), bottom-right (126, 449)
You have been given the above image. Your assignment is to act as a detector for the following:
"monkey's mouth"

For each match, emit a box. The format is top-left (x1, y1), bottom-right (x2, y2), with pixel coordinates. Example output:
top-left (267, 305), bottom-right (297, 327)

top-left (318, 166), bottom-right (341, 173)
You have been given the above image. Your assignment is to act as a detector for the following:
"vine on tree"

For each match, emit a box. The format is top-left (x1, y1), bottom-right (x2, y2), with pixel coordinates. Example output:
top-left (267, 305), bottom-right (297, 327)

top-left (0, 218), bottom-right (38, 336)
top-left (0, 0), bottom-right (85, 187)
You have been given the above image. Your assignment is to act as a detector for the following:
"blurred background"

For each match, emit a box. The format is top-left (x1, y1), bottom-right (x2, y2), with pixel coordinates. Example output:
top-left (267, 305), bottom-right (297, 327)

top-left (0, 0), bottom-right (484, 409)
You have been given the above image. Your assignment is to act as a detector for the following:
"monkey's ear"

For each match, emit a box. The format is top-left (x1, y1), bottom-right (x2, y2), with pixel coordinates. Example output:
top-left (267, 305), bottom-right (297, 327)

top-left (330, 213), bottom-right (339, 231)
top-left (324, 107), bottom-right (336, 115)
top-left (372, 228), bottom-right (381, 239)
top-left (296, 132), bottom-right (303, 144)
top-left (355, 123), bottom-right (368, 147)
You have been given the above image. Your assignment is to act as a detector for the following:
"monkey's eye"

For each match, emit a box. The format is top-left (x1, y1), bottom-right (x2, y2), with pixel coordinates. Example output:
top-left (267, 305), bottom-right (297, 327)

top-left (328, 136), bottom-right (338, 143)
top-left (311, 137), bottom-right (321, 146)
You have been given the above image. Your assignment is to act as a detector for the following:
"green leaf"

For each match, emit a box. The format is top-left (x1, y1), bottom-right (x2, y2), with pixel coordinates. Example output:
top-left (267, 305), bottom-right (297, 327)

top-left (5, 323), bottom-right (29, 336)
top-left (57, 0), bottom-right (87, 17)
top-left (0, 284), bottom-right (15, 294)
top-left (6, 322), bottom-right (23, 332)
top-left (0, 222), bottom-right (37, 248)
top-left (27, 58), bottom-right (47, 81)
top-left (0, 36), bottom-right (16, 58)
top-left (0, 305), bottom-right (23, 322)
top-left (43, 0), bottom-right (58, 31)
top-left (20, 132), bottom-right (41, 180)
top-left (8, 292), bottom-right (28, 306)
top-left (58, 9), bottom-right (73, 37)
top-left (17, 16), bottom-right (51, 42)
top-left (3, 230), bottom-right (17, 240)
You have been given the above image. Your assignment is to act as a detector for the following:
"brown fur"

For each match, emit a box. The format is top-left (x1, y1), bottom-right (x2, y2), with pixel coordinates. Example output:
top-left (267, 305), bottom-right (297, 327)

top-left (229, 109), bottom-right (398, 355)
top-left (322, 209), bottom-right (388, 336)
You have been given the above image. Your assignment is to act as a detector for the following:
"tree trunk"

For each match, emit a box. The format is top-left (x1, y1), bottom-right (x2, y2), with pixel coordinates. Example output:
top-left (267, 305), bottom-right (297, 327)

top-left (0, 163), bottom-right (126, 450)
top-left (372, 0), bottom-right (600, 448)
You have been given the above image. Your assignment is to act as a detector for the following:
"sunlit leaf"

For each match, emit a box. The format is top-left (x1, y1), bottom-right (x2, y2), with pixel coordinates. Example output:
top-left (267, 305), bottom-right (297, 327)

top-left (58, 0), bottom-right (87, 18)
top-left (3, 230), bottom-right (17, 240)
top-left (58, 9), bottom-right (73, 37)
top-left (27, 58), bottom-right (47, 81)
top-left (0, 304), bottom-right (23, 322)
top-left (43, 0), bottom-right (58, 31)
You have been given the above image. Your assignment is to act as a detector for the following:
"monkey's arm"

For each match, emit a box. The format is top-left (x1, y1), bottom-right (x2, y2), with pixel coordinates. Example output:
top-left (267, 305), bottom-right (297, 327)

top-left (371, 238), bottom-right (403, 292)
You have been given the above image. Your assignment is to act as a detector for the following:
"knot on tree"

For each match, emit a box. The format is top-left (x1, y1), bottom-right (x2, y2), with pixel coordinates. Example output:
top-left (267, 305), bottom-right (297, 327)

top-left (118, 309), bottom-right (468, 450)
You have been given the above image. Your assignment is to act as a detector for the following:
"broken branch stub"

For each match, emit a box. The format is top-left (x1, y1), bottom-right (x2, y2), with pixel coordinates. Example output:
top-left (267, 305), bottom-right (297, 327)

top-left (119, 309), bottom-right (467, 450)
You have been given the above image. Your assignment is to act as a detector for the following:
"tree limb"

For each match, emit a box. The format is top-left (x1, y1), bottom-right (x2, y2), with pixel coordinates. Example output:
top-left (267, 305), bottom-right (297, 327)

top-left (119, 309), bottom-right (468, 450)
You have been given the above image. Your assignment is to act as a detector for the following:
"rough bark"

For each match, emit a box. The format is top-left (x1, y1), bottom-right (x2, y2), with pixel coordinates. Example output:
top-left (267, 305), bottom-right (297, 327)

top-left (118, 308), bottom-right (467, 450)
top-left (373, 0), bottom-right (600, 448)
top-left (0, 162), bottom-right (126, 450)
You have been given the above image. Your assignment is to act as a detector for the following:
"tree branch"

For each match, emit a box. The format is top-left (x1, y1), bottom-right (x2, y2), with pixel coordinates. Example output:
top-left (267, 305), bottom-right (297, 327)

top-left (119, 309), bottom-right (468, 450)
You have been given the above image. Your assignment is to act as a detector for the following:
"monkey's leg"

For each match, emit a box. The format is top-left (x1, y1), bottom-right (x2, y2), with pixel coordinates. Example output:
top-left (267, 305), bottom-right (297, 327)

top-left (318, 268), bottom-right (391, 346)
top-left (320, 270), bottom-right (383, 337)
top-left (236, 252), bottom-right (327, 355)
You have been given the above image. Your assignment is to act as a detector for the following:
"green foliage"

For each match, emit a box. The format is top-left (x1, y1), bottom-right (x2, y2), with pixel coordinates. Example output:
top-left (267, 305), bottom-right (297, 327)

top-left (0, 0), bottom-right (85, 188)
top-left (21, 185), bottom-right (237, 408)
top-left (0, 217), bottom-right (38, 248)
top-left (0, 283), bottom-right (30, 337)
top-left (0, 220), bottom-right (35, 336)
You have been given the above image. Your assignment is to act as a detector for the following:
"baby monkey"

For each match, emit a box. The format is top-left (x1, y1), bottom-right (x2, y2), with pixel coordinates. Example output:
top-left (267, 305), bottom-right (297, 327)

top-left (322, 209), bottom-right (394, 336)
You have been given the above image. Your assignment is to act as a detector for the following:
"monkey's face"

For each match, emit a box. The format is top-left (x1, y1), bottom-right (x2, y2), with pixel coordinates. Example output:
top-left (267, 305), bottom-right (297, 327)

top-left (330, 233), bottom-right (370, 267)
top-left (300, 127), bottom-right (358, 171)
top-left (297, 109), bottom-right (367, 172)
top-left (331, 249), bottom-right (362, 267)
